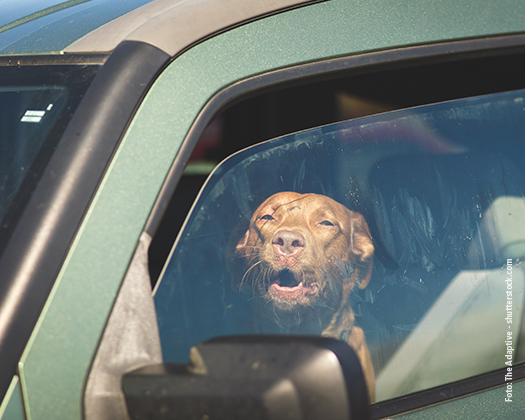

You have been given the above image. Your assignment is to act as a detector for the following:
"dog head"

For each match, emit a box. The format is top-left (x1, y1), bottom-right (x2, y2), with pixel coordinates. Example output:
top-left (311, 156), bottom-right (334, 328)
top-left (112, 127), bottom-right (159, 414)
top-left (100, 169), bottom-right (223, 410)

top-left (229, 191), bottom-right (374, 335)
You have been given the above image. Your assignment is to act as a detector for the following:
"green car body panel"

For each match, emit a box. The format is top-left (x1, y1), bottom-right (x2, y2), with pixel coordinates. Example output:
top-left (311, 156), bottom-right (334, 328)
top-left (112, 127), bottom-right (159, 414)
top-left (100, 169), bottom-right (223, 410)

top-left (0, 378), bottom-right (24, 420)
top-left (395, 380), bottom-right (525, 419)
top-left (2, 0), bottom-right (525, 418)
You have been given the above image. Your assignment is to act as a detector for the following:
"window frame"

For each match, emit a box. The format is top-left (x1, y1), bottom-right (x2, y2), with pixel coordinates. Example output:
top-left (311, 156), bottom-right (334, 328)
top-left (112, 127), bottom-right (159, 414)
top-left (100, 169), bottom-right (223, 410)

top-left (145, 32), bottom-right (525, 238)
top-left (0, 42), bottom-right (169, 406)
top-left (146, 33), bottom-right (525, 418)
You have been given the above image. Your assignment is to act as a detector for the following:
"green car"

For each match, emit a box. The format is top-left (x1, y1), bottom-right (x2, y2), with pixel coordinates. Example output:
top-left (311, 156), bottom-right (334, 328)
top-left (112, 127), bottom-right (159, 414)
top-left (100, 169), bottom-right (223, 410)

top-left (1, 0), bottom-right (525, 418)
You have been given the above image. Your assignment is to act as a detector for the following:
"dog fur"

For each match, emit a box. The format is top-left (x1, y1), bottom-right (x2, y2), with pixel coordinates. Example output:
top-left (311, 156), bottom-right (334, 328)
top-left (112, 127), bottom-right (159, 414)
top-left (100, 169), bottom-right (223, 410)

top-left (228, 191), bottom-right (375, 401)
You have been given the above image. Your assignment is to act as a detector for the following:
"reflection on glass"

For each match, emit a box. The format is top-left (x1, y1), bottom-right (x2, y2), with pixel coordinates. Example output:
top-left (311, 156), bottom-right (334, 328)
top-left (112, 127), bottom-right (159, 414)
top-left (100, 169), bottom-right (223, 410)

top-left (155, 90), bottom-right (525, 402)
top-left (0, 86), bottom-right (69, 222)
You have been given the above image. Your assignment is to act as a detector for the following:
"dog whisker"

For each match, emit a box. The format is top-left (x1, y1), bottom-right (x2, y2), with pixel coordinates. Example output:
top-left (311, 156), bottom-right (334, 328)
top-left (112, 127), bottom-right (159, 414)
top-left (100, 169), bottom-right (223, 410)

top-left (241, 260), bottom-right (265, 290)
top-left (229, 191), bottom-right (375, 401)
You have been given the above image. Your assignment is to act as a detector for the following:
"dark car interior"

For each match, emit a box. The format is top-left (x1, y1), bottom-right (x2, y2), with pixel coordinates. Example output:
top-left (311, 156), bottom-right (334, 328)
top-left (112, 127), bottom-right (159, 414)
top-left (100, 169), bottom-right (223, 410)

top-left (148, 48), bottom-right (525, 284)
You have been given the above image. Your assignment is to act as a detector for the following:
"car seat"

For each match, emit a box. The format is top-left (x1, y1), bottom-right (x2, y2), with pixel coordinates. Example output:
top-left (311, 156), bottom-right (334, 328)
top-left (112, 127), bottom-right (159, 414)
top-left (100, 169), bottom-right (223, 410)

top-left (362, 152), bottom-right (525, 400)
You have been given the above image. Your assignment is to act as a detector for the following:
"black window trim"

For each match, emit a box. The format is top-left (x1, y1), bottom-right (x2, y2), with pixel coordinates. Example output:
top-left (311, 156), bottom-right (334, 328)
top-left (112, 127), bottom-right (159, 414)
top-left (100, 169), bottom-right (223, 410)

top-left (372, 364), bottom-right (525, 418)
top-left (143, 31), bottom-right (525, 417)
top-left (0, 53), bottom-right (108, 67)
top-left (0, 41), bottom-right (170, 402)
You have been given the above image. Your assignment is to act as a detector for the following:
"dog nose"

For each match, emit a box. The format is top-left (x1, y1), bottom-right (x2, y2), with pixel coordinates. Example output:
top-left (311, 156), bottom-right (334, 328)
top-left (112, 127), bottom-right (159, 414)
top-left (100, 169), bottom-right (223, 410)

top-left (272, 230), bottom-right (305, 255)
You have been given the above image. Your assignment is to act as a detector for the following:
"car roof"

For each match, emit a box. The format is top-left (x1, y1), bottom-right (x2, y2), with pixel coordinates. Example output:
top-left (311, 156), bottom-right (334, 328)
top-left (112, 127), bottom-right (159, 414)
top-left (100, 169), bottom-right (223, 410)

top-left (0, 0), bottom-right (312, 56)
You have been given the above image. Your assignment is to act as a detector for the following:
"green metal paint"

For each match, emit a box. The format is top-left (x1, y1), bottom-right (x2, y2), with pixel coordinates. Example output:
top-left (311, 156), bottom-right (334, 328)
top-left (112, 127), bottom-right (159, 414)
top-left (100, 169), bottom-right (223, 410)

top-left (394, 379), bottom-right (525, 419)
top-left (17, 0), bottom-right (525, 418)
top-left (0, 377), bottom-right (25, 420)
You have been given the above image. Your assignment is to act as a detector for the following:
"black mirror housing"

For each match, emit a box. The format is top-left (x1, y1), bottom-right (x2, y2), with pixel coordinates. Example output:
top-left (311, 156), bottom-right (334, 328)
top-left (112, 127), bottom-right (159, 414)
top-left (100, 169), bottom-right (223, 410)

top-left (123, 335), bottom-right (371, 420)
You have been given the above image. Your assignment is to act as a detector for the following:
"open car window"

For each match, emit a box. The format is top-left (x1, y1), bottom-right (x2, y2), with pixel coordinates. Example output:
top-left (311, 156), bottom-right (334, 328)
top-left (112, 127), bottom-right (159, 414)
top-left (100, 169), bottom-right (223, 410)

top-left (154, 89), bottom-right (525, 402)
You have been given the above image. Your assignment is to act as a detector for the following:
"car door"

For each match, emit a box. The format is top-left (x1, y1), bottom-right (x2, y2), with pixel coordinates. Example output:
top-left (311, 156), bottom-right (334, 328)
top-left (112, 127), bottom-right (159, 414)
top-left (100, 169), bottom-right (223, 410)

top-left (3, 1), bottom-right (525, 419)
top-left (152, 87), bottom-right (525, 419)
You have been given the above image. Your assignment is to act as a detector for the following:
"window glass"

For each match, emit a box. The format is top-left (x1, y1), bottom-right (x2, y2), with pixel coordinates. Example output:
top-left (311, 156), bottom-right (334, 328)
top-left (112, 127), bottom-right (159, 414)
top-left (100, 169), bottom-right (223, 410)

top-left (154, 89), bottom-right (525, 402)
top-left (0, 86), bottom-right (68, 222)
top-left (0, 64), bottom-right (99, 259)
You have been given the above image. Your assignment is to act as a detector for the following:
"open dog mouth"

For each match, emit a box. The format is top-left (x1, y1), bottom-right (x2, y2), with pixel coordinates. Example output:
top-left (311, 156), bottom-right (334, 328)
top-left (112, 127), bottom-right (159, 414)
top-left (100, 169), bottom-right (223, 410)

top-left (268, 269), bottom-right (318, 302)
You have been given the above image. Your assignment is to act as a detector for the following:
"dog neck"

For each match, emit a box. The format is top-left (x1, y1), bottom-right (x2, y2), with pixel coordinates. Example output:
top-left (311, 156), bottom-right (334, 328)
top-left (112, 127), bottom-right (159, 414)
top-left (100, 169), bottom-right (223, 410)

top-left (253, 297), bottom-right (343, 336)
top-left (338, 327), bottom-right (353, 342)
top-left (252, 310), bottom-right (354, 343)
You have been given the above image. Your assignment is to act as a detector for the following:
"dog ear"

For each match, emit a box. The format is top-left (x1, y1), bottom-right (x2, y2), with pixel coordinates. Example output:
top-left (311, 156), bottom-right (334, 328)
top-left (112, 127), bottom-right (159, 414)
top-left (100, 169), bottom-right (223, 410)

top-left (349, 212), bottom-right (374, 289)
top-left (226, 219), bottom-right (251, 291)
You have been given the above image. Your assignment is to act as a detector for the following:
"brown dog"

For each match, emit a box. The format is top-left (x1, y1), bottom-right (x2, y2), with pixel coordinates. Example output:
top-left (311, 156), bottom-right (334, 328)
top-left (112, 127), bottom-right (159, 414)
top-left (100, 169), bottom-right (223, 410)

top-left (229, 191), bottom-right (375, 401)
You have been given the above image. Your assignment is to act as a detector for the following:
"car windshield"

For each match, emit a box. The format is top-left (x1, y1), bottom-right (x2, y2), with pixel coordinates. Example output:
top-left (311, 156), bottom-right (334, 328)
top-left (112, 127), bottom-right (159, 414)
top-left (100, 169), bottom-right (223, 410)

top-left (0, 64), bottom-right (99, 257)
top-left (0, 86), bottom-right (68, 220)
top-left (155, 89), bottom-right (525, 402)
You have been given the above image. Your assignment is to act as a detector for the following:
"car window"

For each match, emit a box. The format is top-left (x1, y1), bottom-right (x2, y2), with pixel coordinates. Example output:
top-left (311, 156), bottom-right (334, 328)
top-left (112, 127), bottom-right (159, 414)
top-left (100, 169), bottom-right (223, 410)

top-left (0, 64), bottom-right (99, 259)
top-left (154, 89), bottom-right (525, 402)
top-left (0, 86), bottom-right (68, 222)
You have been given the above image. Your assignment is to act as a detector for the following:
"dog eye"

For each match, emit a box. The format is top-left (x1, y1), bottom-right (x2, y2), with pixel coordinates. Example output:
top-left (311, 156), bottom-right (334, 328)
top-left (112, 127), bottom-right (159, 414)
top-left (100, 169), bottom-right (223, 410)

top-left (259, 214), bottom-right (275, 221)
top-left (320, 220), bottom-right (334, 226)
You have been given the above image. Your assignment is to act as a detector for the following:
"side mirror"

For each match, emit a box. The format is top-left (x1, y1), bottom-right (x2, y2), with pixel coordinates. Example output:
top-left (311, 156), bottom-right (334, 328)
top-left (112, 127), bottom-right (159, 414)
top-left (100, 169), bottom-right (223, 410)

top-left (123, 335), bottom-right (371, 420)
